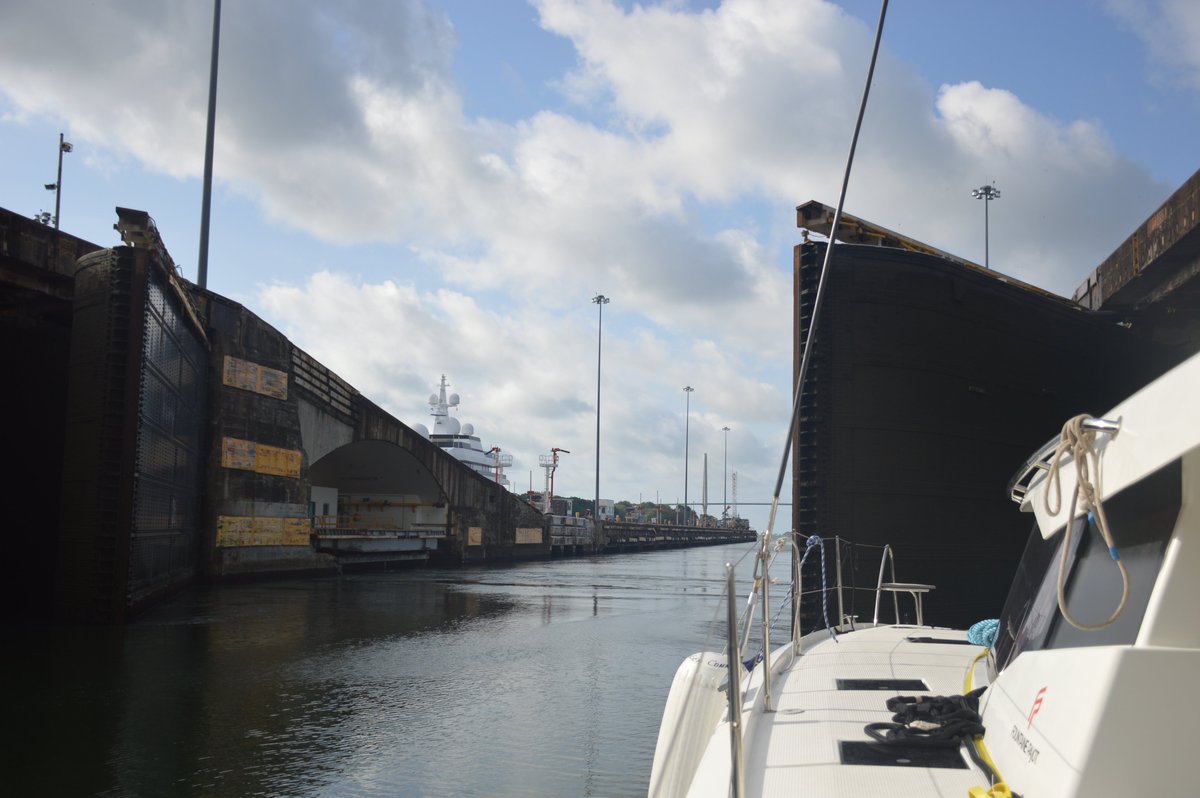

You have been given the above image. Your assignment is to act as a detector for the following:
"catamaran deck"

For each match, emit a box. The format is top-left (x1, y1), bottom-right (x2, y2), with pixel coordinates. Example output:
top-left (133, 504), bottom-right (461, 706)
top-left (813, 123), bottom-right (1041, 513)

top-left (693, 625), bottom-right (996, 796)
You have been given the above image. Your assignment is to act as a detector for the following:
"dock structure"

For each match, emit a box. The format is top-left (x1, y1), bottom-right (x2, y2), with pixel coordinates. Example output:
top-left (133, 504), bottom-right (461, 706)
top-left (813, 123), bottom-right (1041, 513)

top-left (0, 205), bottom-right (753, 625)
top-left (546, 516), bottom-right (757, 556)
top-left (600, 521), bottom-right (756, 553)
top-left (548, 515), bottom-right (594, 555)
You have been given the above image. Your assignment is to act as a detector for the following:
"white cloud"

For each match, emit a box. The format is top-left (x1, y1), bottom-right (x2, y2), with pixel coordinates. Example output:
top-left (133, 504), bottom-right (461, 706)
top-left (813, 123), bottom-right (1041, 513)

top-left (257, 269), bottom-right (790, 518)
top-left (1107, 0), bottom-right (1200, 88)
top-left (2, 0), bottom-right (1188, 529)
top-left (533, 0), bottom-right (1167, 295)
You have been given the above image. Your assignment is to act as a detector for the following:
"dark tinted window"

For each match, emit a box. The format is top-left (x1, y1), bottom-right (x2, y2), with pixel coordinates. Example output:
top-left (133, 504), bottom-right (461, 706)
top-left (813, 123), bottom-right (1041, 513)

top-left (995, 459), bottom-right (1180, 670)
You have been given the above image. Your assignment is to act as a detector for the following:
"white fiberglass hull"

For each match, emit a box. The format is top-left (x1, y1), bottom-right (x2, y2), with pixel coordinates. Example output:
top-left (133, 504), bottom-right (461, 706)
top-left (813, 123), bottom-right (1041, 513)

top-left (653, 625), bottom-right (992, 798)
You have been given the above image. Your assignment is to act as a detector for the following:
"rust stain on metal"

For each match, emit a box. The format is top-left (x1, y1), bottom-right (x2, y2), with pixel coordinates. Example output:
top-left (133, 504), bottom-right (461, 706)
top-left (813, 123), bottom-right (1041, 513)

top-left (1148, 208), bottom-right (1168, 234)
top-left (1077, 169), bottom-right (1200, 309)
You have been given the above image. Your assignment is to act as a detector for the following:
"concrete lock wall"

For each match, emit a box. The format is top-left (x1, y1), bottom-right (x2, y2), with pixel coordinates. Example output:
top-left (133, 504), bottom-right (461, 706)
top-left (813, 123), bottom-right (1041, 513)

top-left (201, 293), bottom-right (336, 578)
top-left (198, 292), bottom-right (548, 576)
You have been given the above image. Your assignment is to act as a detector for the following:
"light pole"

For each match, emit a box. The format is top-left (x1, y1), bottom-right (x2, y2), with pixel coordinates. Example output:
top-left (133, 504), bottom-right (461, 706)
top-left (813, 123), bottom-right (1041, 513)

top-left (197, 0), bottom-right (222, 290)
top-left (721, 425), bottom-right (730, 521)
top-left (592, 294), bottom-right (609, 522)
top-left (683, 386), bottom-right (694, 525)
top-left (45, 133), bottom-right (73, 230)
top-left (971, 182), bottom-right (1000, 269)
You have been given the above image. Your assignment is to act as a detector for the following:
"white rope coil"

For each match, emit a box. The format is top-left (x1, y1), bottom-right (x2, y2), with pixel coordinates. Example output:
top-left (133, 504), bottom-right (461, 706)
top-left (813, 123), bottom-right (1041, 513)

top-left (1043, 414), bottom-right (1129, 631)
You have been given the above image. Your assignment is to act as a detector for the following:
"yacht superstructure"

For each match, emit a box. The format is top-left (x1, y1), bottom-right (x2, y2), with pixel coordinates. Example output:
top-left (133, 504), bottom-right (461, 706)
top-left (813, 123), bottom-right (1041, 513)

top-left (414, 375), bottom-right (512, 488)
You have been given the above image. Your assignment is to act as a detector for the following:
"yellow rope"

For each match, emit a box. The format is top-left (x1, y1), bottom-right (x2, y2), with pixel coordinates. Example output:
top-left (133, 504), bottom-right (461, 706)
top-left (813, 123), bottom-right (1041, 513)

top-left (963, 647), bottom-right (1010, 797)
top-left (963, 648), bottom-right (988, 693)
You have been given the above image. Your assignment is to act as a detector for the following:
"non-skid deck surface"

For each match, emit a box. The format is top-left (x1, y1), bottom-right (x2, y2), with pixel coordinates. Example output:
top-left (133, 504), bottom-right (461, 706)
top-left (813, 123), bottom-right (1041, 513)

top-left (743, 626), bottom-right (995, 797)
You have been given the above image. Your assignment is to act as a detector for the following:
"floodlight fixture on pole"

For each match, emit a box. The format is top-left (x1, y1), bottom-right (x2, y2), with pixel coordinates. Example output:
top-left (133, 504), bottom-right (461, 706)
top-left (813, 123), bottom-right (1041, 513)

top-left (50, 133), bottom-right (72, 230)
top-left (971, 182), bottom-right (1001, 269)
top-left (683, 386), bottom-right (694, 524)
top-left (592, 294), bottom-right (609, 522)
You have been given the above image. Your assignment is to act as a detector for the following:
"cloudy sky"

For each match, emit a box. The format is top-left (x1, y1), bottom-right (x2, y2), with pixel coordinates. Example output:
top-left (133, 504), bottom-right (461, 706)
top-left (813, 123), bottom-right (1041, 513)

top-left (3, 0), bottom-right (1198, 533)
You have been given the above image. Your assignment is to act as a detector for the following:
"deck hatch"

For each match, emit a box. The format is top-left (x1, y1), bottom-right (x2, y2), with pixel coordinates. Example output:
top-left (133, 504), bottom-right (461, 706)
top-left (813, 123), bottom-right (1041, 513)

top-left (839, 741), bottom-right (968, 769)
top-left (836, 678), bottom-right (928, 691)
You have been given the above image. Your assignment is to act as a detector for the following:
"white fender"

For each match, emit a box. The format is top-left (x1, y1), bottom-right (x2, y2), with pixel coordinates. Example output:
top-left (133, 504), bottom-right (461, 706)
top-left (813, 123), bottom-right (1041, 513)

top-left (648, 651), bottom-right (730, 798)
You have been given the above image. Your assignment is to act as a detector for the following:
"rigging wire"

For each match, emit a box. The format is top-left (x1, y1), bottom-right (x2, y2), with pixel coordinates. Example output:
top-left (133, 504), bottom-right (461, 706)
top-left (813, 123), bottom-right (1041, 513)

top-left (764, 0), bottom-right (891, 542)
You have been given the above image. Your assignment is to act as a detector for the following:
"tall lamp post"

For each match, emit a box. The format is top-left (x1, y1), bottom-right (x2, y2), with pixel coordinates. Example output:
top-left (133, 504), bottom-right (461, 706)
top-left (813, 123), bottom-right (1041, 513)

top-left (683, 386), bottom-right (694, 525)
top-left (592, 294), bottom-right (609, 522)
top-left (721, 425), bottom-right (730, 521)
top-left (971, 182), bottom-right (1000, 269)
top-left (44, 133), bottom-right (73, 229)
top-left (197, 0), bottom-right (222, 289)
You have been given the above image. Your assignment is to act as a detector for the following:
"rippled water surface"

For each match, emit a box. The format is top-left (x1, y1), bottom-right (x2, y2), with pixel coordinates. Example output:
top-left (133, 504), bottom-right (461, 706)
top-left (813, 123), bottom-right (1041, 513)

top-left (12, 544), bottom-right (766, 797)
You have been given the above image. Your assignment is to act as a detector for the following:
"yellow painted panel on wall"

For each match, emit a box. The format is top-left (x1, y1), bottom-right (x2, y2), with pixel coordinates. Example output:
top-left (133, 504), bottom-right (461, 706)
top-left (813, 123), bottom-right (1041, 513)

top-left (515, 527), bottom-right (542, 544)
top-left (217, 515), bottom-right (311, 547)
top-left (216, 515), bottom-right (255, 547)
top-left (253, 518), bottom-right (285, 546)
top-left (257, 366), bottom-right (288, 399)
top-left (256, 443), bottom-right (302, 478)
top-left (222, 356), bottom-right (258, 392)
top-left (223, 355), bottom-right (288, 400)
top-left (282, 518), bottom-right (311, 545)
top-left (468, 527), bottom-right (482, 546)
top-left (221, 437), bottom-right (257, 470)
top-left (221, 437), bottom-right (301, 478)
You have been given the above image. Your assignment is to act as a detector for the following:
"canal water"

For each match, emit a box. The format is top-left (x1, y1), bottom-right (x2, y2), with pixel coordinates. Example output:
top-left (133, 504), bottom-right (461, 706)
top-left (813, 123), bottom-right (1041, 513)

top-left (12, 543), bottom-right (772, 797)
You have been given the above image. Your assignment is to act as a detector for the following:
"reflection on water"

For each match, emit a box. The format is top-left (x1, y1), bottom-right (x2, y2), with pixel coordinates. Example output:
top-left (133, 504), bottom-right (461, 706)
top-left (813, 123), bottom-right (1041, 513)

top-left (10, 544), bottom-right (763, 797)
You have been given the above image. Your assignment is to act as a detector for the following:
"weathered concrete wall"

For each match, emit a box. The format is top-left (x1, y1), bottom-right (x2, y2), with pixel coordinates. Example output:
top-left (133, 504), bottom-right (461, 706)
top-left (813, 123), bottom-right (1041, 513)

top-left (1072, 169), bottom-right (1200, 355)
top-left (297, 396), bottom-right (354, 465)
top-left (196, 292), bottom-right (548, 577)
top-left (200, 293), bottom-right (335, 578)
top-left (1074, 169), bottom-right (1200, 312)
top-left (0, 210), bottom-right (96, 623)
top-left (352, 395), bottom-right (548, 563)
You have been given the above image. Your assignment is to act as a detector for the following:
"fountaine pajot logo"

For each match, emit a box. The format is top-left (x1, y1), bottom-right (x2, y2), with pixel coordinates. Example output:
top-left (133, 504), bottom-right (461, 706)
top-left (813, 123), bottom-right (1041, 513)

top-left (1027, 686), bottom-right (1047, 728)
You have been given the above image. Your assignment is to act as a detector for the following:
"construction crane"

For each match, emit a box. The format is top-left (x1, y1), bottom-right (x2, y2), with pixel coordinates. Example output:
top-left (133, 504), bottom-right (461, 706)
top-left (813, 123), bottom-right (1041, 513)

top-left (488, 446), bottom-right (513, 485)
top-left (539, 447), bottom-right (569, 515)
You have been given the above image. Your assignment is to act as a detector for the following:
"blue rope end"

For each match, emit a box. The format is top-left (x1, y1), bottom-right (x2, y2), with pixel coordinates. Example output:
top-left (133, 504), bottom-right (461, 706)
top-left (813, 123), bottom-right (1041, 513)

top-left (967, 618), bottom-right (1000, 648)
top-left (1109, 546), bottom-right (1121, 561)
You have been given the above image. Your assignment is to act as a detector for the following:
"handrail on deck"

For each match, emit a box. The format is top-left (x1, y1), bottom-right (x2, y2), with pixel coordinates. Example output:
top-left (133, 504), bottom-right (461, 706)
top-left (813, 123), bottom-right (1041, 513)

top-left (720, 534), bottom-right (935, 798)
top-left (872, 544), bottom-right (935, 625)
top-left (872, 545), bottom-right (899, 625)
top-left (725, 564), bottom-right (746, 798)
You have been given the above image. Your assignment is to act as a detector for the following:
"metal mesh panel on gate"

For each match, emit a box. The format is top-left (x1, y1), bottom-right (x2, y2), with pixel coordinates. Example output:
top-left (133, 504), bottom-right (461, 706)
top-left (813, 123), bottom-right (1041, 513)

top-left (128, 271), bottom-right (206, 601)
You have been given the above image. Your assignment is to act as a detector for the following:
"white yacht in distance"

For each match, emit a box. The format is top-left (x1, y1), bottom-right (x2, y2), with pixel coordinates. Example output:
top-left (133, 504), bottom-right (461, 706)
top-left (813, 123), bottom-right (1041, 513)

top-left (412, 375), bottom-right (512, 488)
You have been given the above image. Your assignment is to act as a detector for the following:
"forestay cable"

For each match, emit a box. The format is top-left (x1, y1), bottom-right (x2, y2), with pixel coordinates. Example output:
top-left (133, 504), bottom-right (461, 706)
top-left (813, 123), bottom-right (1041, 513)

top-left (765, 0), bottom-right (891, 541)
